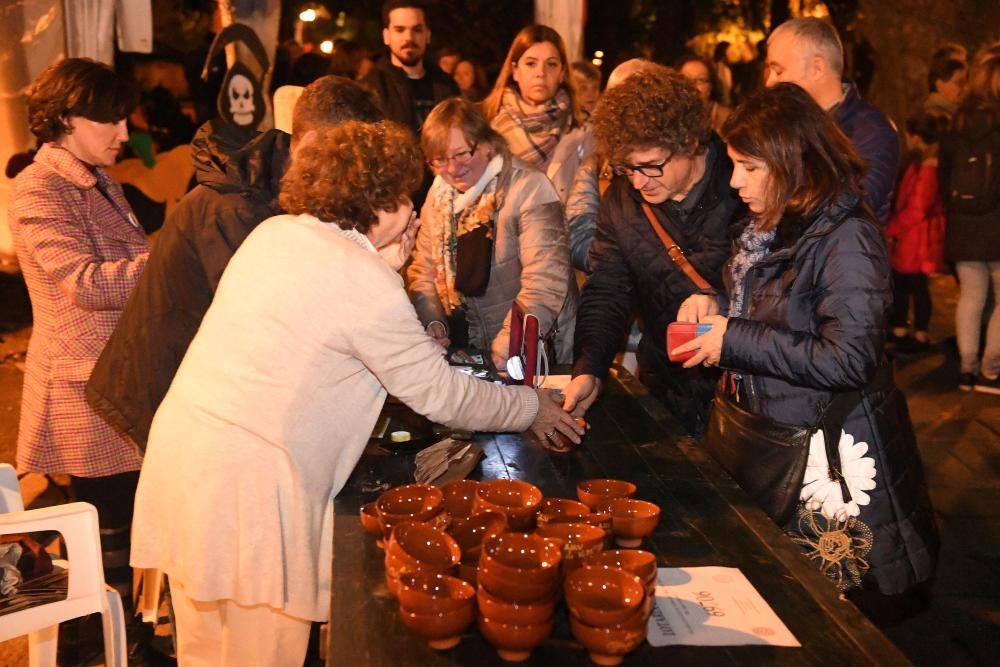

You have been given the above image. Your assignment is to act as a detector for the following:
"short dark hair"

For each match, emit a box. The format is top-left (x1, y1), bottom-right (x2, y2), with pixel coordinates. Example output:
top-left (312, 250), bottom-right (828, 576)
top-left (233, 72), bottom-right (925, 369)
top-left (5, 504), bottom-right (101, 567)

top-left (928, 56), bottom-right (966, 93)
top-left (720, 83), bottom-right (866, 230)
top-left (27, 57), bottom-right (138, 143)
top-left (382, 0), bottom-right (426, 28)
top-left (279, 121), bottom-right (422, 234)
top-left (571, 61), bottom-right (601, 83)
top-left (291, 75), bottom-right (384, 137)
top-left (591, 64), bottom-right (710, 163)
top-left (675, 53), bottom-right (723, 103)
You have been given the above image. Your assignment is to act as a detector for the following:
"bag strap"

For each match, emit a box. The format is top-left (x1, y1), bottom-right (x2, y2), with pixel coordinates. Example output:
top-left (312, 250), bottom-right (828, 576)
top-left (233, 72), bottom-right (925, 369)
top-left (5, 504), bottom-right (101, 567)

top-left (641, 202), bottom-right (712, 290)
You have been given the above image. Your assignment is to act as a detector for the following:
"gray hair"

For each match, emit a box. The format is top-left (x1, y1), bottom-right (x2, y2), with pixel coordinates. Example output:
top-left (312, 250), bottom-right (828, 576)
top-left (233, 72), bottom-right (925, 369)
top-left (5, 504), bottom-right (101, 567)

top-left (770, 18), bottom-right (844, 78)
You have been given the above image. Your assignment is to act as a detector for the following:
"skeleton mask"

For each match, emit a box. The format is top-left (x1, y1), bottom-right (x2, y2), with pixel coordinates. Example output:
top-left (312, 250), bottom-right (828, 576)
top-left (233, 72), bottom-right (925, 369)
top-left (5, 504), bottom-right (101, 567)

top-left (227, 73), bottom-right (255, 125)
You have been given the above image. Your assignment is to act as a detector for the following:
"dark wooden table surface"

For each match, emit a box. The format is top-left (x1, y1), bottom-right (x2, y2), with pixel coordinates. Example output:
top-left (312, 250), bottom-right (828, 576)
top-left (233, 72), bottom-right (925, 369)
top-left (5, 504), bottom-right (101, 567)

top-left (328, 371), bottom-right (911, 666)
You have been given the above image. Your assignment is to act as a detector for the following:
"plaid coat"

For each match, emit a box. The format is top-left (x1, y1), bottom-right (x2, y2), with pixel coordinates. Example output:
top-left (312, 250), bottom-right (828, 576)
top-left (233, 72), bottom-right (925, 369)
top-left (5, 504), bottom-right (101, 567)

top-left (11, 144), bottom-right (149, 476)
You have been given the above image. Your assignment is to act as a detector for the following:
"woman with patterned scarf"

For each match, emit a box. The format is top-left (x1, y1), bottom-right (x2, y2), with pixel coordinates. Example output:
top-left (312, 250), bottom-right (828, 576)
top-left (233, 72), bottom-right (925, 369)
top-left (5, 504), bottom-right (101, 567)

top-left (482, 25), bottom-right (588, 203)
top-left (408, 97), bottom-right (577, 368)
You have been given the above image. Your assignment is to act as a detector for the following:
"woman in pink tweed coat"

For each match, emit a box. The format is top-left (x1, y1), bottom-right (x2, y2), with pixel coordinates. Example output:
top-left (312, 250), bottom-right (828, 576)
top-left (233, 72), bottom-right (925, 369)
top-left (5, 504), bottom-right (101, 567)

top-left (10, 58), bottom-right (148, 609)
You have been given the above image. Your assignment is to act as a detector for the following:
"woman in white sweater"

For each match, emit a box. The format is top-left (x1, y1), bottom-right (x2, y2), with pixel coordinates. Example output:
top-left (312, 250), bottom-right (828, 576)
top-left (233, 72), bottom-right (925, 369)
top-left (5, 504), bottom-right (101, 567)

top-left (130, 121), bottom-right (582, 666)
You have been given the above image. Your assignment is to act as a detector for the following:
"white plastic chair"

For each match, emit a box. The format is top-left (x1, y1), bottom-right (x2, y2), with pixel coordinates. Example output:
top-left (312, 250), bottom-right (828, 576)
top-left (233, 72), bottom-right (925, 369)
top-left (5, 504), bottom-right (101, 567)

top-left (0, 463), bottom-right (127, 667)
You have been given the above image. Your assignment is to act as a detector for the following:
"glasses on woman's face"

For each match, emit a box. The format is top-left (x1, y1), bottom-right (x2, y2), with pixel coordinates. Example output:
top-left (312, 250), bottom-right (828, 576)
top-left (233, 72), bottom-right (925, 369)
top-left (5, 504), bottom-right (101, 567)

top-left (428, 142), bottom-right (479, 170)
top-left (611, 154), bottom-right (672, 178)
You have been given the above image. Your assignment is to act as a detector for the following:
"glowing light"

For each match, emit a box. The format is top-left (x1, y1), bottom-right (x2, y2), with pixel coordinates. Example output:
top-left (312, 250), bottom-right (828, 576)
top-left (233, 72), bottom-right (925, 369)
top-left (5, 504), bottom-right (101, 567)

top-left (319, 40), bottom-right (334, 54)
top-left (299, 8), bottom-right (317, 22)
top-left (594, 50), bottom-right (604, 58)
top-left (592, 58), bottom-right (603, 67)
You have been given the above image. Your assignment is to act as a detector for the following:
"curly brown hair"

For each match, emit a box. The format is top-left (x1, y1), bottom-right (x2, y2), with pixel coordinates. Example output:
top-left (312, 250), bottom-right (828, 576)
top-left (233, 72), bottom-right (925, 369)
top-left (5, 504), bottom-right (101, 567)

top-left (279, 121), bottom-right (422, 234)
top-left (27, 58), bottom-right (138, 143)
top-left (590, 64), bottom-right (710, 164)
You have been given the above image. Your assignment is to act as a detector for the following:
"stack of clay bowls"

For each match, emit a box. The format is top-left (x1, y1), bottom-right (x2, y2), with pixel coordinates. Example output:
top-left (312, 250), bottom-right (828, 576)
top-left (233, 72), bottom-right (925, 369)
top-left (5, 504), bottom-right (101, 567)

top-left (384, 520), bottom-right (461, 598)
top-left (476, 532), bottom-right (562, 662)
top-left (564, 564), bottom-right (652, 666)
top-left (375, 483), bottom-right (447, 547)
top-left (535, 521), bottom-right (606, 573)
top-left (396, 571), bottom-right (476, 650)
top-left (446, 509), bottom-right (507, 586)
top-left (474, 479), bottom-right (543, 530)
top-left (440, 479), bottom-right (480, 521)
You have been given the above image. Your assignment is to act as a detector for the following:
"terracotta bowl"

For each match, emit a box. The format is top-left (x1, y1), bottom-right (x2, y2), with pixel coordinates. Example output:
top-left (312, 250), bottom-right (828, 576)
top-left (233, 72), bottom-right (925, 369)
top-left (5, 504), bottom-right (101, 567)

top-left (397, 572), bottom-right (475, 615)
top-left (447, 510), bottom-right (507, 562)
top-left (576, 479), bottom-right (637, 510)
top-left (535, 522), bottom-right (605, 557)
top-left (478, 561), bottom-right (560, 603)
top-left (479, 532), bottom-right (562, 584)
top-left (477, 585), bottom-right (557, 626)
top-left (582, 549), bottom-right (657, 584)
top-left (564, 566), bottom-right (646, 627)
top-left (399, 605), bottom-right (475, 651)
top-left (474, 480), bottom-right (543, 530)
top-left (478, 615), bottom-right (554, 663)
top-left (535, 497), bottom-right (591, 527)
top-left (598, 498), bottom-right (661, 548)
top-left (440, 479), bottom-right (480, 520)
top-left (386, 521), bottom-right (461, 574)
top-left (376, 484), bottom-right (445, 537)
top-left (569, 616), bottom-right (646, 666)
top-left (359, 502), bottom-right (381, 536)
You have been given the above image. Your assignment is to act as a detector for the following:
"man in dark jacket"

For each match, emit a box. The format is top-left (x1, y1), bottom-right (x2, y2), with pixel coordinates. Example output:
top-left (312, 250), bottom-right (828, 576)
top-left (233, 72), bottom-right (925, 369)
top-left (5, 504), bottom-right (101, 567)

top-left (765, 17), bottom-right (899, 225)
top-left (562, 67), bottom-right (742, 436)
top-left (364, 0), bottom-right (458, 135)
top-left (86, 76), bottom-right (384, 451)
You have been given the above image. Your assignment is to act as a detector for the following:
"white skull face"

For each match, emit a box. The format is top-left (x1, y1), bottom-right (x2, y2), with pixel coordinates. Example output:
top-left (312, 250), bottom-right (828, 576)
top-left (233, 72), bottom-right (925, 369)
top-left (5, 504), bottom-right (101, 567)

top-left (228, 74), bottom-right (256, 125)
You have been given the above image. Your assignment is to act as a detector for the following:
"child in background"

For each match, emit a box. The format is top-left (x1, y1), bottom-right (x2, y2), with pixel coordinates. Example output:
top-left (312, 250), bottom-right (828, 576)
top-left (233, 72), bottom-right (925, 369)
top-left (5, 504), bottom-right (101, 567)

top-left (571, 61), bottom-right (602, 119)
top-left (886, 112), bottom-right (949, 352)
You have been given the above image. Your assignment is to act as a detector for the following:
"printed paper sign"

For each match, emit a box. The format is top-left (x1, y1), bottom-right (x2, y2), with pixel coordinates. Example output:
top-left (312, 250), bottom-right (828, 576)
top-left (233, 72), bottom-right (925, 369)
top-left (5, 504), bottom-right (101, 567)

top-left (647, 566), bottom-right (800, 647)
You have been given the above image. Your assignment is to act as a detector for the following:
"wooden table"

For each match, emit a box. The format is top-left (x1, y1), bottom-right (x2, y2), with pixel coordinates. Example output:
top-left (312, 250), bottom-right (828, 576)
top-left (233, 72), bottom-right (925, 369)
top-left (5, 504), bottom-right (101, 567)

top-left (328, 372), bottom-right (910, 666)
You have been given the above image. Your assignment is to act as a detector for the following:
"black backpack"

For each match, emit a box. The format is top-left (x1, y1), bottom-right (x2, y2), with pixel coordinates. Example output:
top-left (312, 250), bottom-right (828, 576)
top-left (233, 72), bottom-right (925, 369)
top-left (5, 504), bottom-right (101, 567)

top-left (944, 119), bottom-right (1000, 215)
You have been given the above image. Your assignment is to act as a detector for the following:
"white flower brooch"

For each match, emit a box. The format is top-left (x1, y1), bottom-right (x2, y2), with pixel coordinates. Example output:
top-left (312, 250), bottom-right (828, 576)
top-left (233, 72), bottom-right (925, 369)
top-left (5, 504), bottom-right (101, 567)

top-left (800, 430), bottom-right (877, 520)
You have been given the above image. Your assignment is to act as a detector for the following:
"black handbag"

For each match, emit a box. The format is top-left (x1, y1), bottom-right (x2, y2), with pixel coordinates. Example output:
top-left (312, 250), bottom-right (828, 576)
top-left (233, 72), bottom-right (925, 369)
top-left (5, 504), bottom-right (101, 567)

top-left (703, 381), bottom-right (863, 526)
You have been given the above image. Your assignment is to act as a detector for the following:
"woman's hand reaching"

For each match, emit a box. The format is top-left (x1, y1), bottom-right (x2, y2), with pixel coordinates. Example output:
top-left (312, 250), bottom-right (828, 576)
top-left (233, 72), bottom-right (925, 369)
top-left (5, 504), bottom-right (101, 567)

top-left (670, 315), bottom-right (729, 369)
top-left (529, 388), bottom-right (587, 453)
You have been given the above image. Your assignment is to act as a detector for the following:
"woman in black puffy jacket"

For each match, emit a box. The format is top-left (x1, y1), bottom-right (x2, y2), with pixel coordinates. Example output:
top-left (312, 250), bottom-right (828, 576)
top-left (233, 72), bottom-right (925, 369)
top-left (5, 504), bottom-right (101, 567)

top-left (672, 83), bottom-right (938, 620)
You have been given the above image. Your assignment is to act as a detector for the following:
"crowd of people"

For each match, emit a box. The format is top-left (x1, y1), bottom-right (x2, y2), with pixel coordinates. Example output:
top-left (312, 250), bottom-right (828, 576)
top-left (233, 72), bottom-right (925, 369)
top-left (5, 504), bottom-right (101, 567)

top-left (7, 0), bottom-right (1000, 664)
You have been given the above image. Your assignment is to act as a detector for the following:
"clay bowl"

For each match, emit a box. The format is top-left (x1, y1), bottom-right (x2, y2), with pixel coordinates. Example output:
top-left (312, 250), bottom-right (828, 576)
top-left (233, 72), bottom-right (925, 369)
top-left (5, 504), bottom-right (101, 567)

top-left (477, 585), bottom-right (558, 626)
top-left (359, 502), bottom-right (381, 536)
top-left (478, 615), bottom-right (554, 663)
top-left (440, 479), bottom-right (480, 520)
top-left (598, 498), bottom-right (661, 548)
top-left (447, 510), bottom-right (508, 563)
top-left (564, 566), bottom-right (646, 627)
top-left (376, 484), bottom-right (445, 537)
top-left (397, 571), bottom-right (475, 615)
top-left (474, 480), bottom-right (543, 530)
top-left (535, 498), bottom-right (591, 527)
top-left (386, 521), bottom-right (461, 575)
top-left (478, 560), bottom-right (560, 603)
top-left (569, 616), bottom-right (646, 666)
top-left (399, 605), bottom-right (475, 651)
top-left (479, 532), bottom-right (563, 584)
top-left (534, 522), bottom-right (606, 570)
top-left (576, 479), bottom-right (637, 510)
top-left (582, 549), bottom-right (657, 585)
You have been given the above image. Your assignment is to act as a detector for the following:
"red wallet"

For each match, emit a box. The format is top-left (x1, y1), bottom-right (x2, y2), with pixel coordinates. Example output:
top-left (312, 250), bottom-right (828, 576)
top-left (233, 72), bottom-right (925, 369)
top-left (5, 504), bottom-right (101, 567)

top-left (666, 322), bottom-right (712, 363)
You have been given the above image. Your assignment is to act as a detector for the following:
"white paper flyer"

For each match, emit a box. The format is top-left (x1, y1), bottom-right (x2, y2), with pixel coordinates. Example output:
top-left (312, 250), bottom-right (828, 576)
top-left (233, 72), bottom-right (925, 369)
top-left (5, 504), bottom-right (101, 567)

top-left (646, 566), bottom-right (801, 647)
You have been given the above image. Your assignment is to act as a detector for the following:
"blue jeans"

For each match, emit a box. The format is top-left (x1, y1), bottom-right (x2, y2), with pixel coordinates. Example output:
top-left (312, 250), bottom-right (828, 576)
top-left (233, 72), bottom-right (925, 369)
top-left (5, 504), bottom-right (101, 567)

top-left (955, 261), bottom-right (1000, 376)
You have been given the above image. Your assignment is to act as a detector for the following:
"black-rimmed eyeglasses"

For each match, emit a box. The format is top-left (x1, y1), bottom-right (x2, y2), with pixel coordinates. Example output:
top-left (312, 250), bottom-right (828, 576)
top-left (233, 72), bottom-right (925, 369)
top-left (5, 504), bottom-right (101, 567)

top-left (428, 142), bottom-right (479, 170)
top-left (611, 154), bottom-right (672, 178)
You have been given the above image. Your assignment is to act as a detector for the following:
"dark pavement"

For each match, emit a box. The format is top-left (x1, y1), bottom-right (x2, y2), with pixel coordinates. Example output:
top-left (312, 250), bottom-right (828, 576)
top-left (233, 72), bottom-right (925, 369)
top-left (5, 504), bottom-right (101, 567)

top-left (0, 270), bottom-right (997, 666)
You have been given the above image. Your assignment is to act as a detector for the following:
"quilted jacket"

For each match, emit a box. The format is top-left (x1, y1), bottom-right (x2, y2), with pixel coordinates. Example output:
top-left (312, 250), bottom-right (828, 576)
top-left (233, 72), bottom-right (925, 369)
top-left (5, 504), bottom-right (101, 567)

top-left (719, 193), bottom-right (939, 595)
